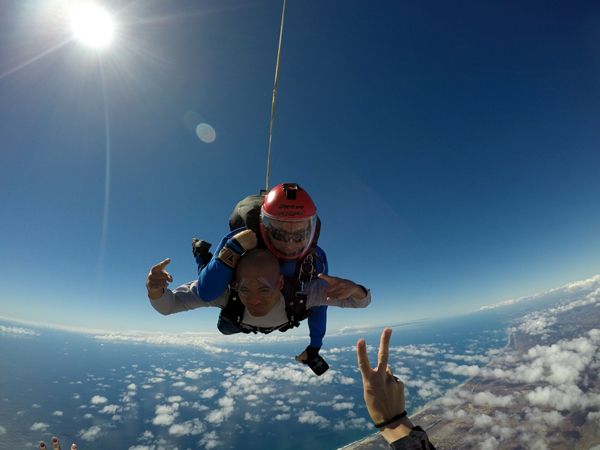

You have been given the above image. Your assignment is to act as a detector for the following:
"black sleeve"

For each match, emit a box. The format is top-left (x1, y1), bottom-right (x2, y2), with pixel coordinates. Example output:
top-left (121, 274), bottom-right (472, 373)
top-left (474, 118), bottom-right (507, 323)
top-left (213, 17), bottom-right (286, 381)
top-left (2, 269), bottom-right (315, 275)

top-left (389, 426), bottom-right (436, 450)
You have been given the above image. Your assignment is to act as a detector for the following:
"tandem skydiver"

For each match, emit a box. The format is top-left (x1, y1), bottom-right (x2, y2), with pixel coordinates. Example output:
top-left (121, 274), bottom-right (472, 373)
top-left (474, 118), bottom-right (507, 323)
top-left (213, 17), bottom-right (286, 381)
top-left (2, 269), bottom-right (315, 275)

top-left (146, 249), bottom-right (371, 375)
top-left (191, 183), bottom-right (335, 373)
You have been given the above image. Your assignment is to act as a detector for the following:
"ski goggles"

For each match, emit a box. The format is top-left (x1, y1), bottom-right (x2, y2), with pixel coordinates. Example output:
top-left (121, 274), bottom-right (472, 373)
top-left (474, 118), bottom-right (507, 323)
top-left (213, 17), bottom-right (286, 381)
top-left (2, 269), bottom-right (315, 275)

top-left (266, 225), bottom-right (312, 243)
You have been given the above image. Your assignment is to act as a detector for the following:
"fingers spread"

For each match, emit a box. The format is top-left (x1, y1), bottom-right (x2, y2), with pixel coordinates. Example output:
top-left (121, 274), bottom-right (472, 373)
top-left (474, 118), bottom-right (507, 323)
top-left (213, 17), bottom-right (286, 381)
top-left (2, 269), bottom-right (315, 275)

top-left (385, 365), bottom-right (394, 378)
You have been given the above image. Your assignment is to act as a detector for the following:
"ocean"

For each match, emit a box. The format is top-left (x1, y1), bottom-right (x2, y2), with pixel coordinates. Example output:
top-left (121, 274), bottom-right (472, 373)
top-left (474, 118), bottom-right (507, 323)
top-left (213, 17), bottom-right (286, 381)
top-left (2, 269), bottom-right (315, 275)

top-left (0, 311), bottom-right (511, 449)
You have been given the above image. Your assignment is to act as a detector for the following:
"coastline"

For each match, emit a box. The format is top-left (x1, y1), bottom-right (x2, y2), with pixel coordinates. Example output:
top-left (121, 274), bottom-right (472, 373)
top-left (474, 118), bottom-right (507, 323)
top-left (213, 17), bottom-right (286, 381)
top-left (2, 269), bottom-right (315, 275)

top-left (340, 293), bottom-right (600, 449)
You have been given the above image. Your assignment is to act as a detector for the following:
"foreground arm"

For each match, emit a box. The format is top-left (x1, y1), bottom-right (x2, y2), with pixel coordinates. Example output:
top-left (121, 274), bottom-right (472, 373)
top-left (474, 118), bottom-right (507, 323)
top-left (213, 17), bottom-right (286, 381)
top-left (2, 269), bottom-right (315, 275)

top-left (146, 259), bottom-right (227, 315)
top-left (150, 281), bottom-right (228, 315)
top-left (307, 276), bottom-right (371, 308)
top-left (357, 328), bottom-right (436, 450)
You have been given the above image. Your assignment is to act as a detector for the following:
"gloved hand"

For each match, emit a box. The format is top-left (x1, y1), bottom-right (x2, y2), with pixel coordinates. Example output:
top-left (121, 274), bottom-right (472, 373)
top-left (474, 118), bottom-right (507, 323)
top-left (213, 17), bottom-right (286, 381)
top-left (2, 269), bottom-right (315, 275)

top-left (192, 238), bottom-right (213, 270)
top-left (227, 229), bottom-right (257, 254)
top-left (218, 229), bottom-right (257, 269)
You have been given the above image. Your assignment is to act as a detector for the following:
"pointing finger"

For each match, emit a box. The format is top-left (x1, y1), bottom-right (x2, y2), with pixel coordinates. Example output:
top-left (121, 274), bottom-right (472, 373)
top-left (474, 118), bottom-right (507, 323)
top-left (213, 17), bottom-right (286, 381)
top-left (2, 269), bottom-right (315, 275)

top-left (377, 328), bottom-right (392, 372)
top-left (151, 258), bottom-right (171, 273)
top-left (356, 338), bottom-right (371, 377)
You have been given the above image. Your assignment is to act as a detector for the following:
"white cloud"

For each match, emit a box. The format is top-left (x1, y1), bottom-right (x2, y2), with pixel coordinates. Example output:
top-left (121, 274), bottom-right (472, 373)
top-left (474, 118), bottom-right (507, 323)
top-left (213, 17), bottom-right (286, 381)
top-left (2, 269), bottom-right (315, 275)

top-left (479, 274), bottom-right (600, 311)
top-left (94, 331), bottom-right (230, 354)
top-left (332, 402), bottom-right (354, 410)
top-left (473, 414), bottom-right (494, 428)
top-left (526, 385), bottom-right (585, 411)
top-left (167, 395), bottom-right (182, 403)
top-left (0, 426), bottom-right (6, 435)
top-left (199, 430), bottom-right (219, 449)
top-left (205, 396), bottom-right (235, 425)
top-left (200, 389), bottom-right (218, 399)
top-left (0, 325), bottom-right (38, 336)
top-left (52, 410), bottom-right (63, 416)
top-left (91, 395), bottom-right (108, 405)
top-left (79, 425), bottom-right (102, 441)
top-left (441, 362), bottom-right (481, 377)
top-left (244, 412), bottom-right (262, 422)
top-left (298, 410), bottom-right (329, 428)
top-left (152, 403), bottom-right (179, 426)
top-left (184, 367), bottom-right (213, 379)
top-left (274, 413), bottom-right (291, 421)
top-left (337, 375), bottom-right (355, 385)
top-left (333, 417), bottom-right (369, 431)
top-left (99, 404), bottom-right (121, 414)
top-left (168, 418), bottom-right (204, 437)
top-left (30, 422), bottom-right (49, 432)
top-left (472, 392), bottom-right (513, 407)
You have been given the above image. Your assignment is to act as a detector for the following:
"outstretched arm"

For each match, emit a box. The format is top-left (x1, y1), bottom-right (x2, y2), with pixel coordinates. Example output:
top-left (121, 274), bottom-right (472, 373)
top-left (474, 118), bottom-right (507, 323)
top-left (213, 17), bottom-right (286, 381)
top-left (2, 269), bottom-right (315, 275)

top-left (307, 275), bottom-right (371, 308)
top-left (146, 259), bottom-right (227, 315)
top-left (149, 281), bottom-right (227, 315)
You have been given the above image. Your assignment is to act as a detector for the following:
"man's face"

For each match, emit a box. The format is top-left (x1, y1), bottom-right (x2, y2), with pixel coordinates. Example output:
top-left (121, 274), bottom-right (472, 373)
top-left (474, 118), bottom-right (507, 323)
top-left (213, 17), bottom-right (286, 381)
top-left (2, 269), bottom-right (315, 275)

top-left (236, 265), bottom-right (284, 317)
top-left (265, 219), bottom-right (312, 259)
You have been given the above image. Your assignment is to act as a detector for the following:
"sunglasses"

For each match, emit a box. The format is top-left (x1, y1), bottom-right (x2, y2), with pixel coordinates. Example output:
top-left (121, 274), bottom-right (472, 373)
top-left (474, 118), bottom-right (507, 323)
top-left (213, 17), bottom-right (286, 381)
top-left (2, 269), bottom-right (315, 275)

top-left (267, 226), bottom-right (311, 243)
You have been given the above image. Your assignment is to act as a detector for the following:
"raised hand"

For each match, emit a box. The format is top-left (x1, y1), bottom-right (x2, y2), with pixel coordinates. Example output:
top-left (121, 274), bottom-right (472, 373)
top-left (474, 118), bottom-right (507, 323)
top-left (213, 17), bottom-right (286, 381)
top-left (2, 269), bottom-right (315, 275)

top-left (39, 436), bottom-right (77, 449)
top-left (146, 258), bottom-right (173, 300)
top-left (356, 328), bottom-right (406, 426)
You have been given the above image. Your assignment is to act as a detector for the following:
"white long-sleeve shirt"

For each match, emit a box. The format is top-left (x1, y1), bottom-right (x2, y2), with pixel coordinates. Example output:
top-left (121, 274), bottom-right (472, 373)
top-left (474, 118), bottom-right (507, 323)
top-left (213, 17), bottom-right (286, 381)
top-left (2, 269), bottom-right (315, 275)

top-left (150, 279), bottom-right (371, 329)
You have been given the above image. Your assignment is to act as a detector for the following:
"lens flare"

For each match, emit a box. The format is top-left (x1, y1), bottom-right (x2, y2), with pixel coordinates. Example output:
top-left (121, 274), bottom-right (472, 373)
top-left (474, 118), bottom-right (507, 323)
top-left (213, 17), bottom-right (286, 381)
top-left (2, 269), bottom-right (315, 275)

top-left (196, 123), bottom-right (216, 144)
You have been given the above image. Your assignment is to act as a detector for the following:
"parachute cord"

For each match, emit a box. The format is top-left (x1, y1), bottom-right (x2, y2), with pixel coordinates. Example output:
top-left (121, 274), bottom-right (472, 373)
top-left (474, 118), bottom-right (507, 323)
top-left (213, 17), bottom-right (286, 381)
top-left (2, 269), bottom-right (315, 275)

top-left (265, 0), bottom-right (287, 192)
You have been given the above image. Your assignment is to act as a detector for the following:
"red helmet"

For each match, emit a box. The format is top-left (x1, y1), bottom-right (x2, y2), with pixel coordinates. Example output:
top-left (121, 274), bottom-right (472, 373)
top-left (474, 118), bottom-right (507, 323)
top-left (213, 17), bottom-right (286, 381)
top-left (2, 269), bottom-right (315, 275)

top-left (260, 183), bottom-right (318, 261)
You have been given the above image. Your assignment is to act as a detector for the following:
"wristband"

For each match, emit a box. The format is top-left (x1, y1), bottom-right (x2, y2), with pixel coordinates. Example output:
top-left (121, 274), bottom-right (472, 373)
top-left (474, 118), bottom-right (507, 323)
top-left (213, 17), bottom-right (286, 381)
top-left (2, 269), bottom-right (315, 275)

top-left (375, 411), bottom-right (407, 429)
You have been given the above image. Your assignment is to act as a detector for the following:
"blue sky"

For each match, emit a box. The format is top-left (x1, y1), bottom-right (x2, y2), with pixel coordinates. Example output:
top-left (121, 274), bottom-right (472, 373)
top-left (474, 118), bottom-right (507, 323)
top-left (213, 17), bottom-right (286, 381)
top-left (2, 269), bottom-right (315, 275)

top-left (1, 0), bottom-right (600, 333)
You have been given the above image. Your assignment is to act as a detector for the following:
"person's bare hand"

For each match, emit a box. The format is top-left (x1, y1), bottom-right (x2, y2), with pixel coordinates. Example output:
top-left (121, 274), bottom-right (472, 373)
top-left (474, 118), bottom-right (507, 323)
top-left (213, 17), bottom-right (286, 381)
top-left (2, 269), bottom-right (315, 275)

top-left (318, 273), bottom-right (366, 301)
top-left (356, 328), bottom-right (405, 425)
top-left (232, 229), bottom-right (257, 252)
top-left (146, 258), bottom-right (173, 300)
top-left (39, 436), bottom-right (77, 449)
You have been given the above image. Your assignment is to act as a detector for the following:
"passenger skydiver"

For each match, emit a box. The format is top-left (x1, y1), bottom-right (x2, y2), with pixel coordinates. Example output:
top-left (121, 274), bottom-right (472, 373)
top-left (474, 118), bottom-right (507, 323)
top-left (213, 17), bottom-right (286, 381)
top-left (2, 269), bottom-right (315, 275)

top-left (146, 249), bottom-right (371, 376)
top-left (191, 183), bottom-right (334, 374)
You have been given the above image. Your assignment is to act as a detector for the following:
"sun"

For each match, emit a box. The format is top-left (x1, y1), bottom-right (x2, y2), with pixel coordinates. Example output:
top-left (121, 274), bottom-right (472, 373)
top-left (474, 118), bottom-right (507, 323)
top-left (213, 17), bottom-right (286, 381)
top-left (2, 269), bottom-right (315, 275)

top-left (70, 3), bottom-right (115, 49)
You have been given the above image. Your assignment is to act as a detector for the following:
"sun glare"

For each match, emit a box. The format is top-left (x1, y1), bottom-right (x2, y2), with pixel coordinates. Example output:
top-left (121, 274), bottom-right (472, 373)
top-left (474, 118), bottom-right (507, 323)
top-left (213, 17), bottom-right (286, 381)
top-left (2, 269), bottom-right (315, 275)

top-left (70, 3), bottom-right (115, 49)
